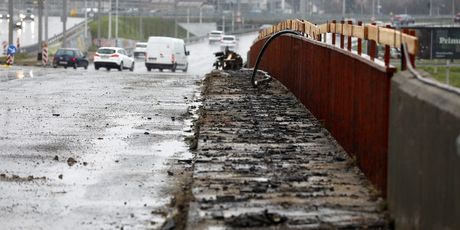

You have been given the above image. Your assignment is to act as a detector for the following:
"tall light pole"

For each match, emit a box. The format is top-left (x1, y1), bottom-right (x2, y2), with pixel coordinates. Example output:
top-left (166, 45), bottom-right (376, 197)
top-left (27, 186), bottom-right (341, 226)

top-left (430, 0), bottom-right (433, 16)
top-left (38, 0), bottom-right (43, 51)
top-left (45, 0), bottom-right (48, 42)
top-left (139, 0), bottom-right (143, 40)
top-left (186, 8), bottom-right (190, 42)
top-left (84, 0), bottom-right (87, 38)
top-left (108, 0), bottom-right (112, 39)
top-left (342, 0), bottom-right (346, 18)
top-left (62, 0), bottom-right (67, 48)
top-left (115, 0), bottom-right (118, 46)
top-left (97, 0), bottom-right (101, 47)
top-left (372, 0), bottom-right (375, 20)
top-left (453, 0), bottom-right (456, 17)
top-left (8, 0), bottom-right (13, 45)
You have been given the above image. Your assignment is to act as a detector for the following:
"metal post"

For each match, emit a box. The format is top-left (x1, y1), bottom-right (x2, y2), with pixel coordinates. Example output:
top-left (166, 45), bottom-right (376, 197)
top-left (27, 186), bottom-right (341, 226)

top-left (8, 0), bottom-right (13, 45)
top-left (430, 0), bottom-right (433, 16)
top-left (97, 0), bottom-right (101, 47)
top-left (174, 0), bottom-right (177, 38)
top-left (372, 0), bottom-right (375, 20)
top-left (139, 0), bottom-right (143, 40)
top-left (115, 0), bottom-right (118, 46)
top-left (199, 6), bottom-right (202, 24)
top-left (342, 0), bottom-right (346, 17)
top-left (62, 0), bottom-right (67, 48)
top-left (45, 0), bottom-right (48, 42)
top-left (446, 60), bottom-right (450, 85)
top-left (186, 8), bottom-right (190, 42)
top-left (453, 0), bottom-right (456, 17)
top-left (222, 15), bottom-right (225, 33)
top-left (108, 0), bottom-right (112, 39)
top-left (84, 0), bottom-right (87, 38)
top-left (38, 0), bottom-right (43, 52)
top-left (231, 10), bottom-right (234, 33)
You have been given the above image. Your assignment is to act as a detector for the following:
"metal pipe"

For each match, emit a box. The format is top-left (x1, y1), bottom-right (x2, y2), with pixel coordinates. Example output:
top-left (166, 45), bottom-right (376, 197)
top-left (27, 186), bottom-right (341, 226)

top-left (251, 30), bottom-right (302, 88)
top-left (401, 43), bottom-right (460, 95)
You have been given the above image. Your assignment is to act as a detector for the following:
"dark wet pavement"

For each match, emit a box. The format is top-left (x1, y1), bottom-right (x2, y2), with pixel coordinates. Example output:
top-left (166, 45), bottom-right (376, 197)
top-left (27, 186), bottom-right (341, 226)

top-left (0, 66), bottom-right (198, 229)
top-left (187, 70), bottom-right (388, 229)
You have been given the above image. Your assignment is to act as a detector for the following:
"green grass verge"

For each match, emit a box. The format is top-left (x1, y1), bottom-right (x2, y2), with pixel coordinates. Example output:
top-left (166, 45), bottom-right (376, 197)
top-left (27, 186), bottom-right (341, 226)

top-left (89, 16), bottom-right (187, 41)
top-left (419, 66), bottom-right (460, 88)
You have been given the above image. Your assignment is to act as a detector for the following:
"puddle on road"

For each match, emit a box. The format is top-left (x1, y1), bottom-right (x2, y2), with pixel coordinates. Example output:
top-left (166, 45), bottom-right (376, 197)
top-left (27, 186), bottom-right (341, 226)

top-left (0, 69), bottom-right (36, 82)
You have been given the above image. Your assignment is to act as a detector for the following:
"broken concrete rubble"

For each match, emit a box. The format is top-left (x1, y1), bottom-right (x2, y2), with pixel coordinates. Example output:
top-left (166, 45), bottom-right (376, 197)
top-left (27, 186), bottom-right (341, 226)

top-left (187, 70), bottom-right (389, 229)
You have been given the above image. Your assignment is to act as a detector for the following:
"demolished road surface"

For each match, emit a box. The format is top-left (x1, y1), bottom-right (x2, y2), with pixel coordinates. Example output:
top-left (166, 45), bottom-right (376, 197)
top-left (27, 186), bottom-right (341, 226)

top-left (187, 70), bottom-right (388, 229)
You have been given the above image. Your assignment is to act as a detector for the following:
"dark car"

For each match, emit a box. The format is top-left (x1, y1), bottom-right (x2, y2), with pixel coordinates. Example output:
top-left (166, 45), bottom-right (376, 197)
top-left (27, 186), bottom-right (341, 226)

top-left (393, 14), bottom-right (415, 26)
top-left (454, 13), bottom-right (460, 23)
top-left (53, 48), bottom-right (89, 69)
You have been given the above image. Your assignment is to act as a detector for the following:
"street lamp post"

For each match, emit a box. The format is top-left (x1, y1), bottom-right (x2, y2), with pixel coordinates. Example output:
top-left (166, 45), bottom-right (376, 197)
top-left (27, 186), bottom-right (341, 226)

top-left (108, 0), bottom-right (112, 39)
top-left (115, 0), bottom-right (118, 46)
top-left (84, 0), bottom-right (87, 38)
top-left (8, 0), bottom-right (13, 45)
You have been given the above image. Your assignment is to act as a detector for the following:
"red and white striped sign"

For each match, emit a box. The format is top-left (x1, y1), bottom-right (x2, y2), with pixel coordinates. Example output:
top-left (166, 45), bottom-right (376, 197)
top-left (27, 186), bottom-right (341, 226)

top-left (6, 54), bottom-right (14, 65)
top-left (2, 41), bottom-right (6, 55)
top-left (42, 43), bottom-right (48, 66)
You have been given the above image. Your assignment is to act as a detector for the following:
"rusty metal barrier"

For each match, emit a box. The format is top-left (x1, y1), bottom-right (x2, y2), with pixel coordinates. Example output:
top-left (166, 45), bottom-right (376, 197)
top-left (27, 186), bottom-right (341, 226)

top-left (247, 19), bottom-right (419, 196)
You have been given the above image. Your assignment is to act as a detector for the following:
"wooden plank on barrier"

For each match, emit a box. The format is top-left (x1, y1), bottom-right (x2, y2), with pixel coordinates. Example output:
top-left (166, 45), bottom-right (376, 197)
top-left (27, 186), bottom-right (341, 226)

top-left (402, 33), bottom-right (418, 55)
top-left (336, 23), bottom-right (343, 35)
top-left (394, 30), bottom-right (401, 48)
top-left (318, 23), bottom-right (328, 34)
top-left (330, 22), bottom-right (336, 33)
top-left (352, 25), bottom-right (366, 39)
top-left (343, 23), bottom-right (353, 36)
top-left (379, 27), bottom-right (396, 48)
top-left (368, 24), bottom-right (378, 41)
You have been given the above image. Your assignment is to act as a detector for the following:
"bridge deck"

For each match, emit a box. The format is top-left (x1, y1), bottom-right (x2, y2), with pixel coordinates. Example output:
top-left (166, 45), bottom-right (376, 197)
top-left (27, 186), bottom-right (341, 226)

top-left (187, 70), bottom-right (388, 229)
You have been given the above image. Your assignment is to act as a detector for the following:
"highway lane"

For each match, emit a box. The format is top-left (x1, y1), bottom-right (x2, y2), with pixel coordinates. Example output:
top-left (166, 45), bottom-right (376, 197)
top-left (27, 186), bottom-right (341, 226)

top-left (0, 32), bottom-right (257, 229)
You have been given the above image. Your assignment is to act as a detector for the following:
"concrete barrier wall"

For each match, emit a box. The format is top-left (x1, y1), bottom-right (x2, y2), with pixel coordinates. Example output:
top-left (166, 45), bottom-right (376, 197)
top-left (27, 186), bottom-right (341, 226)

top-left (248, 34), bottom-right (395, 195)
top-left (388, 71), bottom-right (460, 230)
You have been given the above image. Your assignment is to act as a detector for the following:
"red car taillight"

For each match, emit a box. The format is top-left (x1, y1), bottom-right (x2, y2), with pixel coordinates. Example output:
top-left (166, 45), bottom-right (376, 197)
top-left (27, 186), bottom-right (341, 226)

top-left (111, 54), bottom-right (119, 58)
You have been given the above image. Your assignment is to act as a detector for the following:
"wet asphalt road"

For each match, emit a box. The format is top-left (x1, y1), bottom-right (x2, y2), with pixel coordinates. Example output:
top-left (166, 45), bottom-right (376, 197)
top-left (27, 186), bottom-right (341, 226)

top-left (0, 33), bottom-right (257, 229)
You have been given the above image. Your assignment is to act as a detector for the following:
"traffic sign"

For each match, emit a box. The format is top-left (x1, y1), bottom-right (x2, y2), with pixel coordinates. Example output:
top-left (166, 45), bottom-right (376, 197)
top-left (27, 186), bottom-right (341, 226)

top-left (7, 44), bottom-right (17, 55)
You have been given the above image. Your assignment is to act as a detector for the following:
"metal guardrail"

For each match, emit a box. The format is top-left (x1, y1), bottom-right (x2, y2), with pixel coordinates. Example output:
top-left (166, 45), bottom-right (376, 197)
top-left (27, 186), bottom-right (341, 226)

top-left (20, 19), bottom-right (91, 53)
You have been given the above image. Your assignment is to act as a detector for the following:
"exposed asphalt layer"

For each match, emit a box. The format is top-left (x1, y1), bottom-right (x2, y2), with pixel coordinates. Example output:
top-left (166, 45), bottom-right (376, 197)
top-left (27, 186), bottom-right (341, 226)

top-left (187, 70), bottom-right (389, 229)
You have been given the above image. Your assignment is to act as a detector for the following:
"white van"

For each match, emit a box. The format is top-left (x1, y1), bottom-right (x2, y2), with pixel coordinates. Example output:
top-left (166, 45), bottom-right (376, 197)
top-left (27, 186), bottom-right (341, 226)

top-left (145, 36), bottom-right (190, 72)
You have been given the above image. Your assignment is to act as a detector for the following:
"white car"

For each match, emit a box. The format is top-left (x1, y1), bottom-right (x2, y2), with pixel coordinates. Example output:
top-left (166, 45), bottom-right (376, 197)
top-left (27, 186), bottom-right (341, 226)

top-left (208, 30), bottom-right (223, 44)
top-left (220, 35), bottom-right (237, 51)
top-left (94, 47), bottom-right (134, 71)
top-left (133, 42), bottom-right (147, 59)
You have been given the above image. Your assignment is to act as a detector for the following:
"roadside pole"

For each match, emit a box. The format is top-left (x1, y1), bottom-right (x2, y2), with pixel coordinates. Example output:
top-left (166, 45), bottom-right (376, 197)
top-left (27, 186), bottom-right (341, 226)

top-left (45, 0), bottom-right (48, 43)
top-left (115, 0), bottom-right (118, 46)
top-left (187, 8), bottom-right (190, 42)
top-left (97, 0), bottom-right (101, 47)
top-left (8, 0), bottom-right (13, 45)
top-left (38, 0), bottom-right (43, 60)
top-left (62, 0), bottom-right (67, 48)
top-left (84, 0), bottom-right (87, 39)
top-left (108, 0), bottom-right (112, 39)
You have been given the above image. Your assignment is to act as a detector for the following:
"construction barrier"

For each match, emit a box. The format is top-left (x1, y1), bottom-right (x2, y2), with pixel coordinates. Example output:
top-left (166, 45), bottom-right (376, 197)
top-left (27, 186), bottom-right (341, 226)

top-left (2, 41), bottom-right (7, 54)
top-left (6, 54), bottom-right (14, 65)
top-left (42, 43), bottom-right (48, 66)
top-left (248, 19), bottom-right (419, 196)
